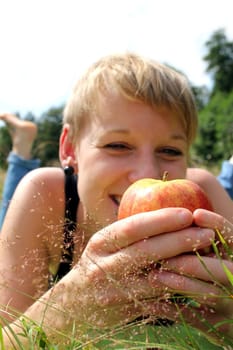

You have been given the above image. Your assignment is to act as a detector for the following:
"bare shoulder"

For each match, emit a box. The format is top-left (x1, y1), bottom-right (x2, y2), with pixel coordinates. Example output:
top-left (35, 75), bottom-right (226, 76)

top-left (2, 166), bottom-right (65, 239)
top-left (1, 166), bottom-right (66, 276)
top-left (0, 167), bottom-right (66, 314)
top-left (187, 167), bottom-right (218, 187)
top-left (18, 166), bottom-right (65, 192)
top-left (187, 167), bottom-right (233, 220)
top-left (15, 165), bottom-right (63, 201)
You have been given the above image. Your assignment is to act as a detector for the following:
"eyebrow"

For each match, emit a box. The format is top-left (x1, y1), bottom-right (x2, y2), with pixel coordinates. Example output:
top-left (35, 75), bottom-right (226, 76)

top-left (105, 129), bottom-right (187, 141)
top-left (106, 128), bottom-right (129, 134)
top-left (170, 133), bottom-right (187, 142)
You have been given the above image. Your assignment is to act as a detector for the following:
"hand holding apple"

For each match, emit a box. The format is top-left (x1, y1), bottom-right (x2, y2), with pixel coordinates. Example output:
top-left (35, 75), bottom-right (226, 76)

top-left (117, 176), bottom-right (215, 311)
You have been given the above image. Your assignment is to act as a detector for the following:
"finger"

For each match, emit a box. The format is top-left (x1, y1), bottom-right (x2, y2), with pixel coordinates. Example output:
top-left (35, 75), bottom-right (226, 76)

top-left (148, 270), bottom-right (222, 306)
top-left (89, 208), bottom-right (211, 253)
top-left (92, 273), bottom-right (161, 307)
top-left (110, 227), bottom-right (214, 273)
top-left (163, 255), bottom-right (233, 285)
top-left (120, 227), bottom-right (214, 264)
top-left (89, 208), bottom-right (194, 253)
top-left (85, 227), bottom-right (214, 279)
top-left (194, 209), bottom-right (233, 245)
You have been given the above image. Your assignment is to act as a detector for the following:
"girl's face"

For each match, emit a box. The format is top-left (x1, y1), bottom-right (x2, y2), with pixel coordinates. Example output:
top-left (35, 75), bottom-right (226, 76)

top-left (71, 92), bottom-right (189, 231)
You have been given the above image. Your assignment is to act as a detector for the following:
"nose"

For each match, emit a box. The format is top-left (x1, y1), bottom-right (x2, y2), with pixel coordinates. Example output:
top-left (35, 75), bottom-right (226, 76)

top-left (128, 154), bottom-right (161, 183)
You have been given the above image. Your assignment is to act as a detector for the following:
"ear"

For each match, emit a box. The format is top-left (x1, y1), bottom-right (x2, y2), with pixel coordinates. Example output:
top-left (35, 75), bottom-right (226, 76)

top-left (59, 124), bottom-right (78, 172)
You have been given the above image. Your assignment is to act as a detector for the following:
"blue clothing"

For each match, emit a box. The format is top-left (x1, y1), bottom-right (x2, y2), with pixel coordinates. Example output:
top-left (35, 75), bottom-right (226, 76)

top-left (217, 160), bottom-right (233, 199)
top-left (0, 152), bottom-right (40, 229)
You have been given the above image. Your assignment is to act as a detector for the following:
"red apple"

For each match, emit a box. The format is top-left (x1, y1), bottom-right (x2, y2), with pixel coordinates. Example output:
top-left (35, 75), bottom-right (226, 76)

top-left (118, 177), bottom-right (213, 219)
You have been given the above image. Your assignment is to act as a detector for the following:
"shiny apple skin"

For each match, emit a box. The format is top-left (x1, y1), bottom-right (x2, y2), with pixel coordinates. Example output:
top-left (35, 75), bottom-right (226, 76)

top-left (118, 178), bottom-right (213, 219)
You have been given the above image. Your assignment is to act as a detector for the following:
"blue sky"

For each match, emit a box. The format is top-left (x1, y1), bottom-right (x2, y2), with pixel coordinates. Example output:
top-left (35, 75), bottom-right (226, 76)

top-left (1, 0), bottom-right (233, 118)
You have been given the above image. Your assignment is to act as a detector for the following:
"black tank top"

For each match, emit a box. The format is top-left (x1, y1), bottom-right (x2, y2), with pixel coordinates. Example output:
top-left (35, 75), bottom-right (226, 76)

top-left (49, 171), bottom-right (79, 285)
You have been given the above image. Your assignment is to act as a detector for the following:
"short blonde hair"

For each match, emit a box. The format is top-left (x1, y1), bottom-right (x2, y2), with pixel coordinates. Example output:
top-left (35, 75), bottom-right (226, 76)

top-left (63, 52), bottom-right (198, 145)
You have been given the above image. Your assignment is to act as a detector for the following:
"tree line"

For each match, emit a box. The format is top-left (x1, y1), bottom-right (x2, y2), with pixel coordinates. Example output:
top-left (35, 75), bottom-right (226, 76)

top-left (0, 28), bottom-right (233, 169)
top-left (192, 29), bottom-right (233, 166)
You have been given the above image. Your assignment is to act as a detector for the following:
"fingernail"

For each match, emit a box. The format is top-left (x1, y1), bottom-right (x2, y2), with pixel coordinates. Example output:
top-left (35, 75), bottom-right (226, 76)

top-left (197, 228), bottom-right (214, 241)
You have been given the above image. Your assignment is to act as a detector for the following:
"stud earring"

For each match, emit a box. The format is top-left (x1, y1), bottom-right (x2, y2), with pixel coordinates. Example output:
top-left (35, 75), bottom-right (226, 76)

top-left (64, 166), bottom-right (74, 176)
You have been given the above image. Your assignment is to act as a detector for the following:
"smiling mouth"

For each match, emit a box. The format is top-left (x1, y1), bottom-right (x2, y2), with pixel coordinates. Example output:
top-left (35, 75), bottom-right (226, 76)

top-left (110, 195), bottom-right (121, 206)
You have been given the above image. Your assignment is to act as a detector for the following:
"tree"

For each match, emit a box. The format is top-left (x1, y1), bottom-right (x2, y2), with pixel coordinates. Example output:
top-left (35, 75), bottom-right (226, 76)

top-left (33, 105), bottom-right (64, 165)
top-left (0, 126), bottom-right (11, 169)
top-left (203, 28), bottom-right (233, 95)
top-left (193, 91), bottom-right (233, 164)
top-left (190, 84), bottom-right (210, 111)
top-left (191, 29), bottom-right (233, 165)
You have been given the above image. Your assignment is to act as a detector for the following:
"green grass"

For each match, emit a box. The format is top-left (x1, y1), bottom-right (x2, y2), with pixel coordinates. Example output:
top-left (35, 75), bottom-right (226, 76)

top-left (0, 316), bottom-right (231, 349)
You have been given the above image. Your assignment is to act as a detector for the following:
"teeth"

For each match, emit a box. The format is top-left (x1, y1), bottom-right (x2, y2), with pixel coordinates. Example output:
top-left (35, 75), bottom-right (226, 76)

top-left (116, 197), bottom-right (121, 204)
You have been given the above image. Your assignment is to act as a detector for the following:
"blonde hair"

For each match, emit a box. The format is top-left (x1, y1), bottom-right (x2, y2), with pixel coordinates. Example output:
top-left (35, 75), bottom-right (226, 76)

top-left (63, 52), bottom-right (198, 145)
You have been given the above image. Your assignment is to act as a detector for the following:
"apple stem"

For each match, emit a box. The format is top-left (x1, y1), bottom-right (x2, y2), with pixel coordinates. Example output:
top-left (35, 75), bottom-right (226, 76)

top-left (162, 171), bottom-right (169, 181)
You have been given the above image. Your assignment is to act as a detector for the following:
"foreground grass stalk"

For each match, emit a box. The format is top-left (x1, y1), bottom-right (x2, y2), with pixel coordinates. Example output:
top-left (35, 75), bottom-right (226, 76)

top-left (1, 232), bottom-right (233, 349)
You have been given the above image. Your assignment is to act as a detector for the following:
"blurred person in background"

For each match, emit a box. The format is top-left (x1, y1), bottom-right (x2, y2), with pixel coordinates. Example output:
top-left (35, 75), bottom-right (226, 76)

top-left (0, 113), bottom-right (40, 229)
top-left (218, 155), bottom-right (233, 199)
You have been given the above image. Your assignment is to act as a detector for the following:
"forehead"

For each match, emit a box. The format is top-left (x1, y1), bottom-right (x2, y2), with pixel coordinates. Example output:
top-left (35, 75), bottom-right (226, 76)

top-left (98, 90), bottom-right (185, 123)
top-left (83, 91), bottom-right (187, 142)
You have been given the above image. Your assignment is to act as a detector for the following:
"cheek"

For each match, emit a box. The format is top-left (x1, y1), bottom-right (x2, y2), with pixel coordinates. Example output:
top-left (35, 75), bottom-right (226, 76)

top-left (77, 164), bottom-right (113, 209)
top-left (77, 175), bottom-right (98, 205)
top-left (160, 162), bottom-right (187, 180)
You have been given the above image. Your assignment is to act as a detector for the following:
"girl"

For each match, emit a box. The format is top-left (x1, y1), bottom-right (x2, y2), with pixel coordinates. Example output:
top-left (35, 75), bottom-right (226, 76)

top-left (0, 53), bottom-right (233, 348)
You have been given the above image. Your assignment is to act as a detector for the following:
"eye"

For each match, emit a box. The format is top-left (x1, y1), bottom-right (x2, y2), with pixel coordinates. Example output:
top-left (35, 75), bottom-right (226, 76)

top-left (159, 147), bottom-right (183, 157)
top-left (104, 142), bottom-right (131, 151)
